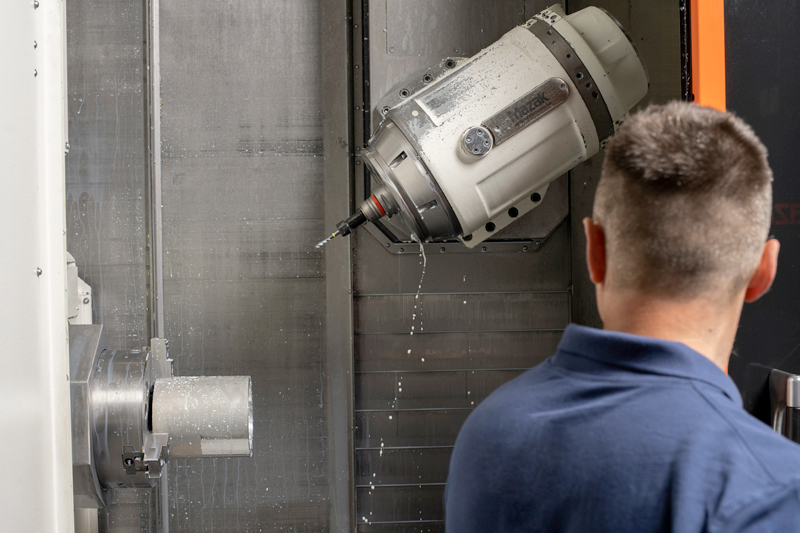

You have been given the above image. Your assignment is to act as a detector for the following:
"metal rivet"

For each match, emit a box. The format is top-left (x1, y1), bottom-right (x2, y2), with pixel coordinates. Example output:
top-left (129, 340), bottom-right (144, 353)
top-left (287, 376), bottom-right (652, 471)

top-left (517, 9), bottom-right (523, 15)
top-left (440, 247), bottom-right (446, 253)
top-left (454, 48), bottom-right (460, 53)
top-left (34, 69), bottom-right (38, 77)
top-left (399, 248), bottom-right (404, 253)
top-left (65, 142), bottom-right (70, 154)
top-left (535, 241), bottom-right (542, 246)
top-left (389, 47), bottom-right (395, 54)
top-left (34, 0), bottom-right (39, 8)
top-left (33, 41), bottom-right (37, 49)
top-left (522, 246), bottom-right (529, 252)
top-left (481, 246), bottom-right (487, 252)
top-left (355, 160), bottom-right (361, 165)
top-left (385, 243), bottom-right (390, 247)
top-left (83, 297), bottom-right (90, 304)
top-left (36, 268), bottom-right (42, 276)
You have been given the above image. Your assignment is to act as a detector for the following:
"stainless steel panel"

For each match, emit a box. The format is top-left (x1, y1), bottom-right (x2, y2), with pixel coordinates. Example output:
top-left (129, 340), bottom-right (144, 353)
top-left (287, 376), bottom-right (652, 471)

top-left (159, 0), bottom-right (329, 530)
top-left (386, 0), bottom-right (525, 57)
top-left (356, 330), bottom-right (562, 372)
top-left (356, 369), bottom-right (527, 410)
top-left (356, 486), bottom-right (444, 523)
top-left (354, 218), bottom-right (571, 294)
top-left (356, 448), bottom-right (452, 485)
top-left (355, 292), bottom-right (570, 334)
top-left (355, 410), bottom-right (472, 448)
top-left (66, 0), bottom-right (155, 530)
top-left (356, 524), bottom-right (444, 533)
top-left (66, 0), bottom-right (148, 351)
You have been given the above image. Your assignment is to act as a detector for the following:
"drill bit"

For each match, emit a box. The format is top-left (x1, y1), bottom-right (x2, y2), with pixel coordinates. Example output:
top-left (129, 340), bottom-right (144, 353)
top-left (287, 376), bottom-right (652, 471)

top-left (315, 231), bottom-right (340, 249)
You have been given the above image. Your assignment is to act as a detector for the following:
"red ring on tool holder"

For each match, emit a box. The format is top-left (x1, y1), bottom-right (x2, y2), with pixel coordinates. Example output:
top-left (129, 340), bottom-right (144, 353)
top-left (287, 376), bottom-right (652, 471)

top-left (370, 195), bottom-right (387, 217)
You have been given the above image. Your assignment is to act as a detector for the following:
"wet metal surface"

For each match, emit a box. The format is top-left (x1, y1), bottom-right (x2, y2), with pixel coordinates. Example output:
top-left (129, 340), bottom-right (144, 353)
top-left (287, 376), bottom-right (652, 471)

top-left (159, 0), bottom-right (328, 530)
top-left (66, 0), bottom-right (148, 352)
top-left (65, 0), bottom-right (156, 530)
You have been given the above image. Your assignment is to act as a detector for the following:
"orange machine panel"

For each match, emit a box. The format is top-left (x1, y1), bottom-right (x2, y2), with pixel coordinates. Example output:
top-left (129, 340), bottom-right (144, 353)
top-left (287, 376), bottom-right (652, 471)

top-left (691, 0), bottom-right (726, 110)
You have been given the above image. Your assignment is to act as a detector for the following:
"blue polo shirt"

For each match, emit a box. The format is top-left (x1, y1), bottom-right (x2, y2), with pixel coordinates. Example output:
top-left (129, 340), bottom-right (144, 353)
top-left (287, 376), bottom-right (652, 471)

top-left (445, 325), bottom-right (800, 532)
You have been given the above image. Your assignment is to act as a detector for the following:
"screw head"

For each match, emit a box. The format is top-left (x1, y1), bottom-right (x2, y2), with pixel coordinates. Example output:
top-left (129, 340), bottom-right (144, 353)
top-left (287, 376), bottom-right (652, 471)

top-left (83, 297), bottom-right (90, 304)
top-left (389, 47), bottom-right (395, 54)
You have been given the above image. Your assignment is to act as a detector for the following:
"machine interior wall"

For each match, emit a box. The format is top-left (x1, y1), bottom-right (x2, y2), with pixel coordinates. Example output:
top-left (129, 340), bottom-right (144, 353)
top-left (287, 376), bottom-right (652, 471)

top-left (159, 0), bottom-right (329, 531)
top-left (64, 0), bottom-right (681, 530)
top-left (352, 0), bottom-right (681, 529)
top-left (67, 0), bottom-right (334, 531)
top-left (65, 0), bottom-right (159, 530)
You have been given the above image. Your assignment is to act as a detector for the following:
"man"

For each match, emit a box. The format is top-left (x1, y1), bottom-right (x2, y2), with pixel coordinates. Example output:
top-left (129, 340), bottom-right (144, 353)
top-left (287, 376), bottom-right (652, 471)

top-left (445, 102), bottom-right (800, 532)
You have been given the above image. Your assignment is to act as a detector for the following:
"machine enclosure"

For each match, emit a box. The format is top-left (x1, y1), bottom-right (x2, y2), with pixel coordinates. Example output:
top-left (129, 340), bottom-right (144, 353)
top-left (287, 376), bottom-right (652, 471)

top-left (364, 5), bottom-right (648, 246)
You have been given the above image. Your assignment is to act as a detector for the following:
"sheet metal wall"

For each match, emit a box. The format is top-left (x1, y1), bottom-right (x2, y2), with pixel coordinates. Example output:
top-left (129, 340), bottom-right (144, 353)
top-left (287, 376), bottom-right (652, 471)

top-left (66, 0), bottom-right (148, 352)
top-left (159, 0), bottom-right (329, 531)
top-left (65, 1), bottom-right (159, 530)
top-left (353, 1), bottom-right (681, 530)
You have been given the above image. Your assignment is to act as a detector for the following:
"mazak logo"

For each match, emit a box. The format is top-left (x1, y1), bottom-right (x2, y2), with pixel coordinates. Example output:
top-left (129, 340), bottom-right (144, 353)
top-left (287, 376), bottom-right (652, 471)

top-left (507, 92), bottom-right (550, 123)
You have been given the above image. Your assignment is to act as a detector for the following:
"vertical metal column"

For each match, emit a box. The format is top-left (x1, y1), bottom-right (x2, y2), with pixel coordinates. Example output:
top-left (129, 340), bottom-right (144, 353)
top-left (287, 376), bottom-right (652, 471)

top-left (323, 1), bottom-right (356, 531)
top-left (142, 0), bottom-right (169, 530)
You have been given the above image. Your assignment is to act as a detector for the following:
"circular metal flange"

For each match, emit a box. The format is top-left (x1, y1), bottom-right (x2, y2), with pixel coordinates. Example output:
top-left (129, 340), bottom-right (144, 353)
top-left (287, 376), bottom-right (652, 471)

top-left (462, 126), bottom-right (493, 156)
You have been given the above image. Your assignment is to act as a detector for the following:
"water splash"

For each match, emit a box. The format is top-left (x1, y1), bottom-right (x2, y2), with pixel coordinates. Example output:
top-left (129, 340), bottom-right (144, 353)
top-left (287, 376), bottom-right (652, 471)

top-left (409, 234), bottom-right (427, 360)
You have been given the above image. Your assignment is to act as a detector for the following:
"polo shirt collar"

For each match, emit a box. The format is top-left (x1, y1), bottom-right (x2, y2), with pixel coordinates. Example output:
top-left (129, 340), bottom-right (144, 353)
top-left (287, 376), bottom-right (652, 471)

top-left (556, 324), bottom-right (742, 405)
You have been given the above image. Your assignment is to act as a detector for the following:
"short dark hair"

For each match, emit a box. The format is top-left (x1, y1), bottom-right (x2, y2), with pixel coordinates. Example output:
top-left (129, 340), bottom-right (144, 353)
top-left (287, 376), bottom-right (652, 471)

top-left (594, 101), bottom-right (773, 297)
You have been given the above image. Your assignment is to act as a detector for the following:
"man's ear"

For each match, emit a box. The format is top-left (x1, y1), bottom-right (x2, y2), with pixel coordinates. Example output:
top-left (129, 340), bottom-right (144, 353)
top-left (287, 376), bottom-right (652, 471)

top-left (744, 238), bottom-right (780, 303)
top-left (583, 217), bottom-right (606, 285)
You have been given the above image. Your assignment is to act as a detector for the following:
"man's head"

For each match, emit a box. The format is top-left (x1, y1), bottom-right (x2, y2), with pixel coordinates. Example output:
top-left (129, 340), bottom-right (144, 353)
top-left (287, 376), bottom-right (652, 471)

top-left (586, 102), bottom-right (777, 306)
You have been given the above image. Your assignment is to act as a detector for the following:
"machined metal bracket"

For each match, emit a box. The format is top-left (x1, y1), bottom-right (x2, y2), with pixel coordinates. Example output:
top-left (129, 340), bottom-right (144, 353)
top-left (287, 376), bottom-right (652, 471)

top-left (122, 433), bottom-right (169, 479)
top-left (150, 337), bottom-right (173, 380)
top-left (143, 433), bottom-right (170, 479)
top-left (122, 447), bottom-right (146, 476)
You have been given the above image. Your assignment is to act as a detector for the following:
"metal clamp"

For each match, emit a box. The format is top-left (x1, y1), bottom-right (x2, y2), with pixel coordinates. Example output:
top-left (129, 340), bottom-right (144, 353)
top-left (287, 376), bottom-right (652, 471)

top-left (121, 447), bottom-right (146, 476)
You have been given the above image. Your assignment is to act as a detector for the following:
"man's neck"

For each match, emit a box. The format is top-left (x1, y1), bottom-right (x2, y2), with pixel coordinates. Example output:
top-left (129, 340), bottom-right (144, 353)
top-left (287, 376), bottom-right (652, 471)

top-left (598, 289), bottom-right (745, 372)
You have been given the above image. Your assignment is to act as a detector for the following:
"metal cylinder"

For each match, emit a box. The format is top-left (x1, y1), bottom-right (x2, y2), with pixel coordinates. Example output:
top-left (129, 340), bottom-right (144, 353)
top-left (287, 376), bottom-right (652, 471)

top-left (151, 376), bottom-right (253, 458)
top-left (90, 348), bottom-right (153, 488)
top-left (361, 5), bottom-right (648, 247)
